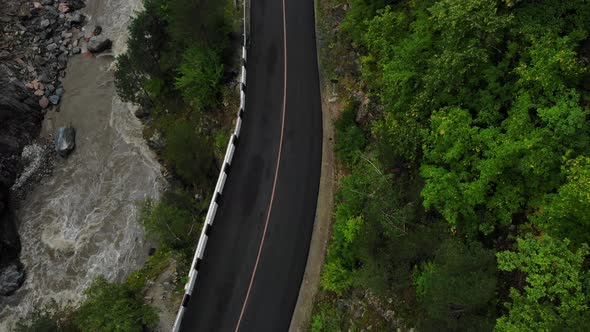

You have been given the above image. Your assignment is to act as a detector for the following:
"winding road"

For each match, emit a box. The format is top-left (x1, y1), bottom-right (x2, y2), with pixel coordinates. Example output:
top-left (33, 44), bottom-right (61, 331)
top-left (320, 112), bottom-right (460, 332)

top-left (178, 0), bottom-right (322, 330)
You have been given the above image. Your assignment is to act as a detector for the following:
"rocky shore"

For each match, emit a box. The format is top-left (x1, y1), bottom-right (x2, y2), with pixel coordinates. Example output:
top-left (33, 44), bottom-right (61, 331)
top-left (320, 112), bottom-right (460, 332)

top-left (0, 0), bottom-right (104, 296)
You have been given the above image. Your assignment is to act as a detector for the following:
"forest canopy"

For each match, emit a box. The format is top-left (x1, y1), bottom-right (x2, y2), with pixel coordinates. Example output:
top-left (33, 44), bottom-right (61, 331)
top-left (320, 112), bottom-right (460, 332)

top-left (315, 0), bottom-right (590, 331)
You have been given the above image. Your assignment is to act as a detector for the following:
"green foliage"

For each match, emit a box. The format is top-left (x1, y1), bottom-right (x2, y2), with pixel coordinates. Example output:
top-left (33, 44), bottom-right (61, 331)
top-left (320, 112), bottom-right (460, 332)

top-left (175, 46), bottom-right (223, 109)
top-left (310, 301), bottom-right (345, 332)
top-left (114, 53), bottom-right (149, 105)
top-left (321, 156), bottom-right (419, 295)
top-left (334, 101), bottom-right (366, 168)
top-left (540, 156), bottom-right (590, 244)
top-left (125, 248), bottom-right (173, 291)
top-left (214, 128), bottom-right (230, 158)
top-left (316, 0), bottom-right (590, 329)
top-left (14, 309), bottom-right (61, 332)
top-left (163, 121), bottom-right (216, 187)
top-left (321, 214), bottom-right (364, 294)
top-left (138, 188), bottom-right (202, 250)
top-left (415, 239), bottom-right (497, 331)
top-left (14, 306), bottom-right (79, 332)
top-left (167, 0), bottom-right (230, 50)
top-left (420, 88), bottom-right (589, 235)
top-left (496, 236), bottom-right (590, 331)
top-left (74, 276), bottom-right (158, 332)
top-left (340, 0), bottom-right (392, 42)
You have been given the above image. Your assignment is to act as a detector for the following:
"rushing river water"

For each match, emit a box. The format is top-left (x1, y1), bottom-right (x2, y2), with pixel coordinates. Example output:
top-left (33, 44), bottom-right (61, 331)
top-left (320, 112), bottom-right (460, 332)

top-left (0, 0), bottom-right (163, 328)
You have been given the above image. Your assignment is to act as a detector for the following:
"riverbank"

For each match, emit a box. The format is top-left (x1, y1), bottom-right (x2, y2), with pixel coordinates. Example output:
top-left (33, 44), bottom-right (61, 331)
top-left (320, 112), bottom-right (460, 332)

top-left (0, 0), bottom-right (90, 299)
top-left (0, 0), bottom-right (164, 329)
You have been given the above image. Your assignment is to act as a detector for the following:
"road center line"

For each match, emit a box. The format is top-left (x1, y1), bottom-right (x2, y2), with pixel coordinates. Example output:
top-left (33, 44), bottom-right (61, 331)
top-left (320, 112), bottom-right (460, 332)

top-left (234, 0), bottom-right (288, 330)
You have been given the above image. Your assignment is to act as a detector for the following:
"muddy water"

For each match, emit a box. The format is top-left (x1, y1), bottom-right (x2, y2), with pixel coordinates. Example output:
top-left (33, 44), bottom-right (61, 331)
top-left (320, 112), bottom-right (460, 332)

top-left (0, 0), bottom-right (163, 328)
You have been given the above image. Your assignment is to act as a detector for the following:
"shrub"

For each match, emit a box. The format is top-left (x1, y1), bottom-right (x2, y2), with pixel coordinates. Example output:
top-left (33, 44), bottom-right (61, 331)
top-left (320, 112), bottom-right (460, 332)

top-left (334, 101), bottom-right (366, 169)
top-left (74, 276), bottom-right (157, 332)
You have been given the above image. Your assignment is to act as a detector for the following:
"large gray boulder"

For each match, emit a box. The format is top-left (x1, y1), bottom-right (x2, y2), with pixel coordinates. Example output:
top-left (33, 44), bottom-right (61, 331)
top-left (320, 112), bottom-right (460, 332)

top-left (54, 127), bottom-right (76, 157)
top-left (87, 36), bottom-right (112, 54)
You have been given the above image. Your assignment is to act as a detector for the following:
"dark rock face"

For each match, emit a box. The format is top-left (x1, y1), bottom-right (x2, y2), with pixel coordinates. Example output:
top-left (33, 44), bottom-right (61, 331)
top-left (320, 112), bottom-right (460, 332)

top-left (0, 262), bottom-right (25, 297)
top-left (0, 65), bottom-right (43, 296)
top-left (54, 126), bottom-right (76, 157)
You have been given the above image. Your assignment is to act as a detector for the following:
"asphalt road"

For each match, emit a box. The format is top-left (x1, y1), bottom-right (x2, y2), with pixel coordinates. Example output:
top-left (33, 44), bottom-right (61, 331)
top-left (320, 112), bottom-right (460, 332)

top-left (179, 0), bottom-right (322, 331)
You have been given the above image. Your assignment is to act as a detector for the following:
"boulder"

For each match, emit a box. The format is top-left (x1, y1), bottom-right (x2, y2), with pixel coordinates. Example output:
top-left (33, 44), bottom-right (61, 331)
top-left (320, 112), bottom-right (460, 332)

top-left (93, 25), bottom-right (102, 36)
top-left (39, 95), bottom-right (49, 108)
top-left (40, 19), bottom-right (50, 29)
top-left (54, 127), bottom-right (76, 157)
top-left (65, 12), bottom-right (84, 24)
top-left (87, 35), bottom-right (111, 53)
top-left (58, 3), bottom-right (70, 13)
top-left (49, 95), bottom-right (60, 105)
top-left (134, 106), bottom-right (149, 119)
top-left (45, 84), bottom-right (55, 93)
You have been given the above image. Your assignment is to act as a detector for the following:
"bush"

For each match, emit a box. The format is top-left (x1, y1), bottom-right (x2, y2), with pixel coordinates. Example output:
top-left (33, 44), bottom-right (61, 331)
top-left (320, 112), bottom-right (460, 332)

top-left (163, 121), bottom-right (216, 187)
top-left (175, 46), bottom-right (224, 110)
top-left (334, 101), bottom-right (366, 169)
top-left (14, 303), bottom-right (78, 332)
top-left (14, 309), bottom-right (61, 332)
top-left (310, 301), bottom-right (345, 332)
top-left (74, 276), bottom-right (157, 332)
top-left (125, 248), bottom-right (173, 291)
top-left (138, 188), bottom-right (202, 250)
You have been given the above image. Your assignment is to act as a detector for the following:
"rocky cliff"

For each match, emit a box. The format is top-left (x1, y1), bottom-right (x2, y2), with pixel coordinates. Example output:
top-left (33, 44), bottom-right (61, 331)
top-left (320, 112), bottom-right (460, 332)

top-left (0, 64), bottom-right (42, 295)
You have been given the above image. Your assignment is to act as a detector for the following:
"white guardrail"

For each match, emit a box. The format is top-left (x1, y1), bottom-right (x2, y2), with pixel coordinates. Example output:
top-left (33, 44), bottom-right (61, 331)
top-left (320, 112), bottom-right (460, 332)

top-left (171, 0), bottom-right (248, 330)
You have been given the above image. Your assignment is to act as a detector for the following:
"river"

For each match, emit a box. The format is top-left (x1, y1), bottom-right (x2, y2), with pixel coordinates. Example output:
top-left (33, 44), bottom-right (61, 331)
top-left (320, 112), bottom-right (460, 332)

top-left (0, 0), bottom-right (164, 328)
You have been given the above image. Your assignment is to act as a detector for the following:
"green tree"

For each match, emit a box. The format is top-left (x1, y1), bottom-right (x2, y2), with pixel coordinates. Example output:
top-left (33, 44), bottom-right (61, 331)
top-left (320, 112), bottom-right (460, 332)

top-left (139, 189), bottom-right (201, 250)
top-left (163, 121), bottom-right (217, 187)
top-left (167, 0), bottom-right (230, 50)
top-left (74, 276), bottom-right (157, 332)
top-left (126, 0), bottom-right (169, 78)
top-left (175, 46), bottom-right (223, 109)
top-left (415, 238), bottom-right (497, 331)
top-left (540, 156), bottom-right (590, 244)
top-left (496, 236), bottom-right (590, 331)
top-left (114, 53), bottom-right (152, 105)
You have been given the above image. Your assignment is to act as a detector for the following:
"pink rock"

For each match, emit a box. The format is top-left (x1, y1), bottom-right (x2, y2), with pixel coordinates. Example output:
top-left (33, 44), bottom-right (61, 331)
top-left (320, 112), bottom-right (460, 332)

top-left (58, 3), bottom-right (70, 13)
top-left (39, 96), bottom-right (49, 109)
top-left (31, 79), bottom-right (40, 90)
top-left (33, 2), bottom-right (42, 8)
top-left (25, 82), bottom-right (34, 89)
top-left (34, 89), bottom-right (45, 96)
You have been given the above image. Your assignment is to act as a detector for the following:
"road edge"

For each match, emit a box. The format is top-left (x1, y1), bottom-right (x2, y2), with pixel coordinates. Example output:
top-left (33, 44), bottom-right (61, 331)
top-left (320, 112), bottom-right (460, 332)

top-left (288, 0), bottom-right (335, 330)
